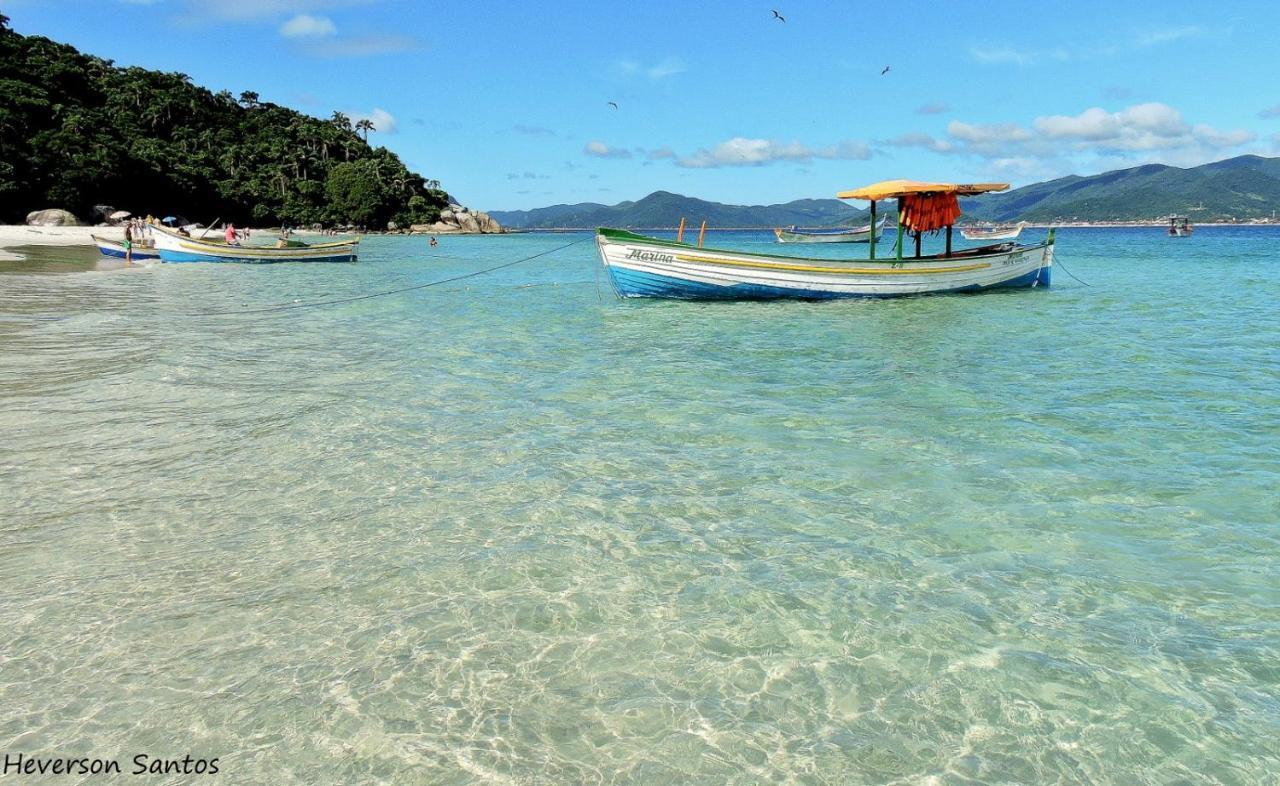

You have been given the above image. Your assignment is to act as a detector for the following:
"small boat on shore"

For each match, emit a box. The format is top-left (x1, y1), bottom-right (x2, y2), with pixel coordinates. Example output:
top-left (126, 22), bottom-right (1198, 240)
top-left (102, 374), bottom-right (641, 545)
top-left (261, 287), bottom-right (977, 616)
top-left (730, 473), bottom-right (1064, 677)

top-left (1168, 216), bottom-right (1193, 237)
top-left (151, 225), bottom-right (359, 263)
top-left (961, 221), bottom-right (1026, 241)
top-left (92, 235), bottom-right (160, 261)
top-left (597, 180), bottom-right (1053, 300)
top-left (773, 217), bottom-right (887, 244)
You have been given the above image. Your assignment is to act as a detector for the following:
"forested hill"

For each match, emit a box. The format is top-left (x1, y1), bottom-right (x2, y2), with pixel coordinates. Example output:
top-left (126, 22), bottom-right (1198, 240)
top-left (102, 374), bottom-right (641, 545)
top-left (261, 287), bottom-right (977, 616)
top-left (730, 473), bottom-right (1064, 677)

top-left (961, 155), bottom-right (1280, 222)
top-left (0, 14), bottom-right (449, 227)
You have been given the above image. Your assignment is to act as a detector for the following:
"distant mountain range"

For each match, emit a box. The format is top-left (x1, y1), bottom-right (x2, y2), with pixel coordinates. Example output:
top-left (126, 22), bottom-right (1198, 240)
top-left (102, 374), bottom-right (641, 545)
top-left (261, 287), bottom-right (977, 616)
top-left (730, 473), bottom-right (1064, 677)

top-left (488, 191), bottom-right (866, 229)
top-left (962, 155), bottom-right (1280, 222)
top-left (490, 155), bottom-right (1280, 228)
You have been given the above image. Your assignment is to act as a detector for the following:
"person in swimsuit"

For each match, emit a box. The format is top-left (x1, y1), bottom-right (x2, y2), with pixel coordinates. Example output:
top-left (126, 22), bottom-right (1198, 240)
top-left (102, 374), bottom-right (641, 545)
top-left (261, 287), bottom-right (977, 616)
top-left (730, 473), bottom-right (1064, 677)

top-left (123, 221), bottom-right (134, 265)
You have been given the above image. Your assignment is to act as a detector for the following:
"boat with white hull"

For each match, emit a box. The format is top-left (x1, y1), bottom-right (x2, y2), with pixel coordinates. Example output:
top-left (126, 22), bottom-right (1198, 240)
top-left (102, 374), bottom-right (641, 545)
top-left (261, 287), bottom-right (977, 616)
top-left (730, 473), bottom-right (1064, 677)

top-left (961, 222), bottom-right (1026, 241)
top-left (151, 225), bottom-right (359, 263)
top-left (597, 180), bottom-right (1053, 300)
top-left (773, 217), bottom-right (886, 243)
top-left (92, 235), bottom-right (160, 261)
top-left (598, 230), bottom-right (1052, 299)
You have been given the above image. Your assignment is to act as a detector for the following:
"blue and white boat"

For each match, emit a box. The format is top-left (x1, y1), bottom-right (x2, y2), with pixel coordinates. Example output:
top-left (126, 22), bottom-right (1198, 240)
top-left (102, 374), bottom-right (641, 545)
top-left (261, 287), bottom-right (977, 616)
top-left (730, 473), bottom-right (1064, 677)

top-left (150, 225), bottom-right (359, 263)
top-left (597, 180), bottom-right (1052, 300)
top-left (92, 235), bottom-right (160, 261)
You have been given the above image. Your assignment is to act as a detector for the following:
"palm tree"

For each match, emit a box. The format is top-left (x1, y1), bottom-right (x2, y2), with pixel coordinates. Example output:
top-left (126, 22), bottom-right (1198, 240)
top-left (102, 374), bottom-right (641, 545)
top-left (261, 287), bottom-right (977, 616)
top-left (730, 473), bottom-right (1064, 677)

top-left (238, 91), bottom-right (259, 108)
top-left (330, 111), bottom-right (352, 133)
top-left (354, 118), bottom-right (374, 142)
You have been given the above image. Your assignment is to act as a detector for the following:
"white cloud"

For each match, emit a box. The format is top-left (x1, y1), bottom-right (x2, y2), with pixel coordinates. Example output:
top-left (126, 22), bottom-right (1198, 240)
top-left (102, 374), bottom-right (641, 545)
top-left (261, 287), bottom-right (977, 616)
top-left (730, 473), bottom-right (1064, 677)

top-left (1258, 104), bottom-right (1280, 119)
top-left (1033, 103), bottom-right (1252, 152)
top-left (969, 44), bottom-right (1068, 66)
top-left (675, 137), bottom-right (870, 168)
top-left (886, 132), bottom-right (955, 153)
top-left (616, 57), bottom-right (686, 80)
top-left (915, 102), bottom-right (950, 115)
top-left (584, 141), bottom-right (632, 159)
top-left (348, 107), bottom-right (397, 135)
top-left (279, 14), bottom-right (336, 38)
top-left (1136, 26), bottom-right (1204, 46)
top-left (646, 147), bottom-right (676, 160)
top-left (646, 57), bottom-right (685, 79)
top-left (969, 45), bottom-right (1035, 65)
top-left (888, 102), bottom-right (1254, 184)
top-left (513, 124), bottom-right (555, 136)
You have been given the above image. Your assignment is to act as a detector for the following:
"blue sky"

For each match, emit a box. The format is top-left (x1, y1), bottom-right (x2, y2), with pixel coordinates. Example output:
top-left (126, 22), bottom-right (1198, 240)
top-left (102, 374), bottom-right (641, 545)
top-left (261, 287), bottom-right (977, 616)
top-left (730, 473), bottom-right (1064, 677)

top-left (8, 0), bottom-right (1280, 210)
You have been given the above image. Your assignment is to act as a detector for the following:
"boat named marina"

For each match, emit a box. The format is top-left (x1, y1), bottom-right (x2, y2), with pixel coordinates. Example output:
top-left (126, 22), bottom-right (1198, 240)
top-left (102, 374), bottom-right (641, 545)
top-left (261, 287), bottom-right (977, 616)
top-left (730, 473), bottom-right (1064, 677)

top-left (597, 180), bottom-right (1053, 300)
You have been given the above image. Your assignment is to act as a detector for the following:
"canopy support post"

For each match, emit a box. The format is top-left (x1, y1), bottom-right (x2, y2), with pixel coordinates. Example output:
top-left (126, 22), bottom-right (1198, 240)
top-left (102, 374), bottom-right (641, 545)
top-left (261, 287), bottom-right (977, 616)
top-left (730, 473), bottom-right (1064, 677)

top-left (868, 200), bottom-right (876, 260)
top-left (896, 198), bottom-right (904, 262)
top-left (914, 231), bottom-right (921, 258)
top-left (676, 217), bottom-right (686, 244)
top-left (945, 225), bottom-right (952, 257)
top-left (698, 219), bottom-right (707, 248)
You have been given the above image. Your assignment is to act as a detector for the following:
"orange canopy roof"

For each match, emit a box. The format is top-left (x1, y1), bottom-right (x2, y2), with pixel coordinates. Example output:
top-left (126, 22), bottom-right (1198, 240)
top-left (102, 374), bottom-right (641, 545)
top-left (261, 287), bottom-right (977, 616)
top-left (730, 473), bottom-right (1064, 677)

top-left (836, 180), bottom-right (1009, 201)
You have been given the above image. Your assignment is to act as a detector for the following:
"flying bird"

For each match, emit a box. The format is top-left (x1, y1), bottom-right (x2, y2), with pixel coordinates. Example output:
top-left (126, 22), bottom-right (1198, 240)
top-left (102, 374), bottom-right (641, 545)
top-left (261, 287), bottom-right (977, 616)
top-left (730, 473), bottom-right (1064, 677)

top-left (881, 65), bottom-right (891, 75)
top-left (608, 101), bottom-right (618, 110)
top-left (771, 9), bottom-right (785, 22)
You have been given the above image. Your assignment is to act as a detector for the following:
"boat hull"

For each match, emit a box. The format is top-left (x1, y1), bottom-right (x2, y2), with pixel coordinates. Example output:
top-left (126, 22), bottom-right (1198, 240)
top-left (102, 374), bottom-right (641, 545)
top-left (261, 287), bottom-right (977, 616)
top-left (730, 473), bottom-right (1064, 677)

top-left (597, 228), bottom-right (1052, 300)
top-left (92, 235), bottom-right (160, 260)
top-left (151, 226), bottom-right (359, 263)
top-left (960, 226), bottom-right (1023, 240)
top-left (774, 222), bottom-right (884, 243)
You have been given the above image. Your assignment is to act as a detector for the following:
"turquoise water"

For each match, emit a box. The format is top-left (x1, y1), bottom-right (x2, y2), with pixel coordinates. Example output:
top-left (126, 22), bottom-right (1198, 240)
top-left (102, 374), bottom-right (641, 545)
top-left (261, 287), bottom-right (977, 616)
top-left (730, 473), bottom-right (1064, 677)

top-left (1, 228), bottom-right (1277, 784)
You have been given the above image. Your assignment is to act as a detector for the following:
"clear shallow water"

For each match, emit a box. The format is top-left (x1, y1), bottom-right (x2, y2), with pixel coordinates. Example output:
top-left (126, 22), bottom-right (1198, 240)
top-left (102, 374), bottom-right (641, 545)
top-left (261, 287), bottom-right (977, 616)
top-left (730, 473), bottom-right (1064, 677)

top-left (1, 228), bottom-right (1277, 784)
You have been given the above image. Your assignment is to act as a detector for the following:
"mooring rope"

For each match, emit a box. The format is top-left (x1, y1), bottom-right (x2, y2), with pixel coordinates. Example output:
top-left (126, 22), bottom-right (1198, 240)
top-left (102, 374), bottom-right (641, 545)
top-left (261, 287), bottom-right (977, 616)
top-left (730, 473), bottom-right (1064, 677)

top-left (186, 237), bottom-right (591, 317)
top-left (1053, 253), bottom-right (1091, 287)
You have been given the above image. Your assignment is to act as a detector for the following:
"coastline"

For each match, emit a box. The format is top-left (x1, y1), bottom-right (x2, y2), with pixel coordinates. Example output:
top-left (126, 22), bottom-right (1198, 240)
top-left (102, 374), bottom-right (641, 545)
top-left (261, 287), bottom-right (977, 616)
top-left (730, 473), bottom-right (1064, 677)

top-left (1, 219), bottom-right (1275, 258)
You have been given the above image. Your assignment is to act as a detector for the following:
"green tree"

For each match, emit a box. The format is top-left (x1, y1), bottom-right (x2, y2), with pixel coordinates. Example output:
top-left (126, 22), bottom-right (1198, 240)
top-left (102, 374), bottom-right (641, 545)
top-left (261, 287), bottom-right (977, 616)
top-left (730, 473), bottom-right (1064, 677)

top-left (0, 22), bottom-right (452, 226)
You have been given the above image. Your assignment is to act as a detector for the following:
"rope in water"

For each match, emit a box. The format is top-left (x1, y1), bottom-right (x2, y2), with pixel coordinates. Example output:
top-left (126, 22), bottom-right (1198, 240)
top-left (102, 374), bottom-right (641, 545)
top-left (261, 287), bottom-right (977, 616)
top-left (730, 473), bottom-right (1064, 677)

top-left (186, 237), bottom-right (591, 317)
top-left (1053, 253), bottom-right (1091, 287)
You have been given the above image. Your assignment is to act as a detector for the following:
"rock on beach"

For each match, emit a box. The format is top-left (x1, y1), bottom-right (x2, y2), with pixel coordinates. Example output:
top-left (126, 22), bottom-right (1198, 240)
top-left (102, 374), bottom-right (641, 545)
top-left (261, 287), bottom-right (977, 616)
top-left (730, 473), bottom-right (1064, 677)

top-left (26, 209), bottom-right (82, 226)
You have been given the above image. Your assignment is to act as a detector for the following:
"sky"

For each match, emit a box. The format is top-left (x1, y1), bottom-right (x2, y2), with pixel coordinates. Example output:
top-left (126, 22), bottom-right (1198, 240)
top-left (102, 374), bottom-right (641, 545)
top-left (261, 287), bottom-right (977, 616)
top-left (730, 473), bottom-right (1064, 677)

top-left (7, 0), bottom-right (1280, 211)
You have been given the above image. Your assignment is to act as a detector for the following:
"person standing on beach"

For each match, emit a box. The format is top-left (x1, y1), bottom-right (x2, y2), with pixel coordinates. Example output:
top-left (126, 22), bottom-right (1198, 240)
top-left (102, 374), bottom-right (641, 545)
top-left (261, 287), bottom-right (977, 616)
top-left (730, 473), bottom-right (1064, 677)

top-left (122, 221), bottom-right (134, 265)
top-left (225, 223), bottom-right (239, 246)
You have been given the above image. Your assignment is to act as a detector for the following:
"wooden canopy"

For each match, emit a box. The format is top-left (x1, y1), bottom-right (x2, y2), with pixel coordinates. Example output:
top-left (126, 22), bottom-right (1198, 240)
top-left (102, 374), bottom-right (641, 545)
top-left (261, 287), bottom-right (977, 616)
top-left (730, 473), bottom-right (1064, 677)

top-left (837, 180), bottom-right (1009, 201)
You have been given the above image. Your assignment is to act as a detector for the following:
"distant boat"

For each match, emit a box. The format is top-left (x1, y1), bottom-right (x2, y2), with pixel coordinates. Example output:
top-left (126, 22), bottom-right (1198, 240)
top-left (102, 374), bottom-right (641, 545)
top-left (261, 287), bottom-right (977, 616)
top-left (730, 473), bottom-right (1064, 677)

top-left (1168, 216), bottom-right (1193, 237)
top-left (151, 226), bottom-right (359, 263)
top-left (92, 235), bottom-right (160, 261)
top-left (774, 217), bottom-right (887, 243)
top-left (597, 180), bottom-right (1054, 300)
top-left (961, 221), bottom-right (1026, 241)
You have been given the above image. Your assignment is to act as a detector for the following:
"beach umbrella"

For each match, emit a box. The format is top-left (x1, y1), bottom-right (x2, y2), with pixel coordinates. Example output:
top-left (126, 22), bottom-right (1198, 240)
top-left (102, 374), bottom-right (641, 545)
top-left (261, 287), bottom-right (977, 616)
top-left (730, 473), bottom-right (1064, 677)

top-left (110, 210), bottom-right (131, 219)
top-left (162, 216), bottom-right (179, 225)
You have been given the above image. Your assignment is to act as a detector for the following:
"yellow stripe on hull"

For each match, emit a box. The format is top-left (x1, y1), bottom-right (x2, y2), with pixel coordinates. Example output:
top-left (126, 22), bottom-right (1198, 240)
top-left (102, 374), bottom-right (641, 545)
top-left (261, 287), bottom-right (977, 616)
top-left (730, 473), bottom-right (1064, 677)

top-left (673, 252), bottom-right (990, 276)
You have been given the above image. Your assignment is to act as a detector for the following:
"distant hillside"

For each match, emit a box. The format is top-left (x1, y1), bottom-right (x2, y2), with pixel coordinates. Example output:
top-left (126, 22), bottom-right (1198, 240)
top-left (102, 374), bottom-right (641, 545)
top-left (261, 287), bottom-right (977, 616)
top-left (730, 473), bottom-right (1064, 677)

top-left (497, 155), bottom-right (1280, 229)
top-left (961, 155), bottom-right (1280, 222)
top-left (490, 191), bottom-right (866, 228)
